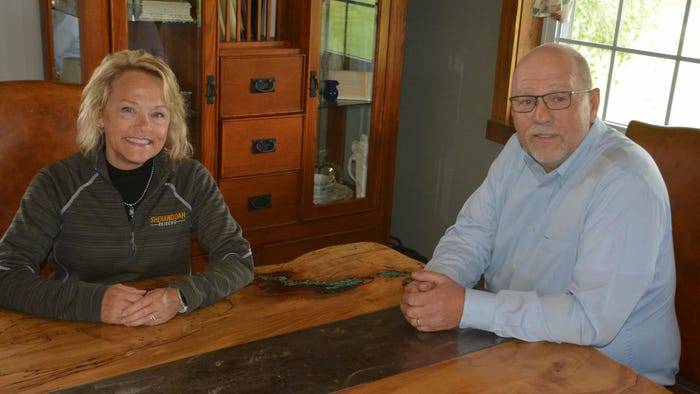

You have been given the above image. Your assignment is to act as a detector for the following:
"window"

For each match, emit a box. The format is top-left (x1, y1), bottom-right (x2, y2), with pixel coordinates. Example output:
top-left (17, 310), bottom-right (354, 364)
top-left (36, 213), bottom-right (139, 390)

top-left (542, 0), bottom-right (700, 128)
top-left (323, 0), bottom-right (377, 61)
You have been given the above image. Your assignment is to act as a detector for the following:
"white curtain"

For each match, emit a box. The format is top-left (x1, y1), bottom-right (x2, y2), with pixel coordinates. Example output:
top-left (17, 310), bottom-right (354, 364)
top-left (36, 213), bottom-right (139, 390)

top-left (533, 0), bottom-right (574, 23)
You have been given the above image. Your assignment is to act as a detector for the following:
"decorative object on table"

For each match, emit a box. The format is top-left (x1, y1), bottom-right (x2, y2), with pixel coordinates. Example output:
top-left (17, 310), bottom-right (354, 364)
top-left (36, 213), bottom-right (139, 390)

top-left (322, 79), bottom-right (339, 101)
top-left (347, 133), bottom-right (368, 198)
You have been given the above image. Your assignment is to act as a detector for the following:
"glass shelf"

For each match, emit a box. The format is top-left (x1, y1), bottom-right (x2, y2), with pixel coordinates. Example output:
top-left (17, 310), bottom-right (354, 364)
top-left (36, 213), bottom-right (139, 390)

top-left (319, 99), bottom-right (373, 109)
top-left (130, 19), bottom-right (197, 24)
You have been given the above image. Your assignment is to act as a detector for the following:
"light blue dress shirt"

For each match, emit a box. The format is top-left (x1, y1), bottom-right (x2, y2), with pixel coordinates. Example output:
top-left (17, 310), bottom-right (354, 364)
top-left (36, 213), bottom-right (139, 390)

top-left (427, 119), bottom-right (680, 385)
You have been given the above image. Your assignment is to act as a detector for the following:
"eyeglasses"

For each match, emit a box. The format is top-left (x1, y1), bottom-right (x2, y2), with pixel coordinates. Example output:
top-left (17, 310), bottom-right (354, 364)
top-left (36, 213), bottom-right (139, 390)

top-left (509, 89), bottom-right (593, 113)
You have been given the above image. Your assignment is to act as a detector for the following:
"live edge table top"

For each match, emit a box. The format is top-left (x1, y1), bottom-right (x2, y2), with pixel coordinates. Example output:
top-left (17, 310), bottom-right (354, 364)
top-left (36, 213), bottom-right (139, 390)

top-left (0, 242), bottom-right (667, 393)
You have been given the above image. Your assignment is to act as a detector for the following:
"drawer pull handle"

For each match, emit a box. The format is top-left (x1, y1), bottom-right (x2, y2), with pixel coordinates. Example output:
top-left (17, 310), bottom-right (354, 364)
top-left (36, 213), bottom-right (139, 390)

top-left (248, 194), bottom-right (272, 210)
top-left (250, 78), bottom-right (276, 93)
top-left (206, 75), bottom-right (216, 104)
top-left (309, 70), bottom-right (318, 97)
top-left (252, 138), bottom-right (277, 154)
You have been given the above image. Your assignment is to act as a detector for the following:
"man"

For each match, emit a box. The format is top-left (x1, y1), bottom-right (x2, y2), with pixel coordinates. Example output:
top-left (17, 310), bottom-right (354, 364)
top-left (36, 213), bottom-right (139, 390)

top-left (400, 43), bottom-right (680, 386)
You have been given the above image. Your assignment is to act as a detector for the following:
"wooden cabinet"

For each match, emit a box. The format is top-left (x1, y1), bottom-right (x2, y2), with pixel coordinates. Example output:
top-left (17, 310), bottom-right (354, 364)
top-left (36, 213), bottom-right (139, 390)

top-left (41, 0), bottom-right (406, 266)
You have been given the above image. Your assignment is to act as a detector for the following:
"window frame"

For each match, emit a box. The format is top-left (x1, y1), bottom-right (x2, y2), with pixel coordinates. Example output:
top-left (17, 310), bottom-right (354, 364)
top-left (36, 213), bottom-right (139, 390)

top-left (485, 0), bottom-right (542, 144)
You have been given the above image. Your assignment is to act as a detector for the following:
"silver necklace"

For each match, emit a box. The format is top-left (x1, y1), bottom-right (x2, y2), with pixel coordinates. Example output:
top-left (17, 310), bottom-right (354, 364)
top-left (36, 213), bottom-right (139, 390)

top-left (123, 162), bottom-right (155, 219)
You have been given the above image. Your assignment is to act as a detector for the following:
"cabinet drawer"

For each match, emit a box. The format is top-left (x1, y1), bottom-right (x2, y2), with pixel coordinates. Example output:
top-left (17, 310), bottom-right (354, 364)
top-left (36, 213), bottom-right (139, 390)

top-left (220, 55), bottom-right (304, 117)
top-left (220, 172), bottom-right (299, 230)
top-left (221, 115), bottom-right (302, 177)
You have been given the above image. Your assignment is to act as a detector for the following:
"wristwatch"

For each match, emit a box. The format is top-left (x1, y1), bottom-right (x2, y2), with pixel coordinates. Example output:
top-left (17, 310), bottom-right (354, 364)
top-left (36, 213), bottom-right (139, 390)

top-left (176, 289), bottom-right (188, 314)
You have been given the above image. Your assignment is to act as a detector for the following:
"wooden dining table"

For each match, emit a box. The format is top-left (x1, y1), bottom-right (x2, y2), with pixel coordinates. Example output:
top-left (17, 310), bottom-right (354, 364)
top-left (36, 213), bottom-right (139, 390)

top-left (0, 242), bottom-right (668, 393)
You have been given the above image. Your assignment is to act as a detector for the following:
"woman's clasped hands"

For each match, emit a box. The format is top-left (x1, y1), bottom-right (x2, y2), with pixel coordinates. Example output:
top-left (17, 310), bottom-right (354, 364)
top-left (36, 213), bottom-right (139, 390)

top-left (101, 284), bottom-right (182, 326)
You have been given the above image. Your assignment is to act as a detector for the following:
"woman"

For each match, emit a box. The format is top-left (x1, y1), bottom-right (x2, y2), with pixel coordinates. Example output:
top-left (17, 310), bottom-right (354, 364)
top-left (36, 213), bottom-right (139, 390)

top-left (0, 50), bottom-right (253, 326)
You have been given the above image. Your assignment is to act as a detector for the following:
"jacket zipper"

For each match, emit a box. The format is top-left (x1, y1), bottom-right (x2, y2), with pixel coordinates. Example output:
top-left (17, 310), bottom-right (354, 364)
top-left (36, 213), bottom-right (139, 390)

top-left (129, 214), bottom-right (137, 260)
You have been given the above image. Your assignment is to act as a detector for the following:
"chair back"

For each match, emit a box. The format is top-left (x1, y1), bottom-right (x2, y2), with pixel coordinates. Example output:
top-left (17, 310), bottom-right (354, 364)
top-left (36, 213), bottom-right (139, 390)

top-left (626, 120), bottom-right (700, 386)
top-left (0, 80), bottom-right (82, 234)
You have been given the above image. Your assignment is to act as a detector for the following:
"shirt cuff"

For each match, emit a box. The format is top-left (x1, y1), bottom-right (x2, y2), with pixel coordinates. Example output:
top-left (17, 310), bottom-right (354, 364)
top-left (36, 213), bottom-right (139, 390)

top-left (460, 288), bottom-right (497, 331)
top-left (176, 289), bottom-right (188, 314)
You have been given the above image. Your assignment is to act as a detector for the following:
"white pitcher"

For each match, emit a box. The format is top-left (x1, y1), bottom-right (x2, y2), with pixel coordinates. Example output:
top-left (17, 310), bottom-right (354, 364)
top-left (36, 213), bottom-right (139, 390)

top-left (347, 134), bottom-right (368, 198)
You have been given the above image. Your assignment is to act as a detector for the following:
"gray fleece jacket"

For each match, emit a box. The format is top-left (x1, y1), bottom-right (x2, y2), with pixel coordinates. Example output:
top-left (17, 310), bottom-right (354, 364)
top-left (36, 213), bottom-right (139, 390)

top-left (0, 148), bottom-right (254, 322)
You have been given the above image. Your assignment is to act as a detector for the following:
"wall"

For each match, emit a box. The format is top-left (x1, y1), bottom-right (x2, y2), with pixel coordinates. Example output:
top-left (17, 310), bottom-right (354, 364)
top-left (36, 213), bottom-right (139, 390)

top-left (391, 0), bottom-right (505, 259)
top-left (0, 0), bottom-right (43, 81)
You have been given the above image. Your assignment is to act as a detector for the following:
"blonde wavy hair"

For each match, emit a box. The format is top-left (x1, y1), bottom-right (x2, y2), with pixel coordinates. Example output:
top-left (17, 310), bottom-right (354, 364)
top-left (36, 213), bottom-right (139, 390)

top-left (77, 49), bottom-right (192, 160)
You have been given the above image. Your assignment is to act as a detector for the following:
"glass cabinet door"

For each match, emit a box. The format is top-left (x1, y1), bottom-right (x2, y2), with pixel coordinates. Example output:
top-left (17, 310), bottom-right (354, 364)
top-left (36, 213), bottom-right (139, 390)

top-left (43, 0), bottom-right (81, 83)
top-left (125, 0), bottom-right (204, 159)
top-left (314, 0), bottom-right (377, 205)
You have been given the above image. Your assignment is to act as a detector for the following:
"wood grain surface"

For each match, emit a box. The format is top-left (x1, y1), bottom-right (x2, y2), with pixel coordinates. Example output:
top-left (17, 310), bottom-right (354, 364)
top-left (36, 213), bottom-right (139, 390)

top-left (0, 242), bottom-right (670, 393)
top-left (342, 340), bottom-right (670, 393)
top-left (0, 242), bottom-right (423, 393)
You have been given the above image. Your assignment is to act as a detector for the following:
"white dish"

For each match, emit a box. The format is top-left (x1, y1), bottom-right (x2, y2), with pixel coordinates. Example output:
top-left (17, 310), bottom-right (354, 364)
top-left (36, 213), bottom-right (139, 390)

top-left (313, 183), bottom-right (354, 204)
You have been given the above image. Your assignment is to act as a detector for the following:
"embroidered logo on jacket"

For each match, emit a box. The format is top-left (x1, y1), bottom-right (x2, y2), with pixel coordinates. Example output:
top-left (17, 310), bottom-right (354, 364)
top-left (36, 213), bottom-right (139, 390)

top-left (150, 211), bottom-right (187, 227)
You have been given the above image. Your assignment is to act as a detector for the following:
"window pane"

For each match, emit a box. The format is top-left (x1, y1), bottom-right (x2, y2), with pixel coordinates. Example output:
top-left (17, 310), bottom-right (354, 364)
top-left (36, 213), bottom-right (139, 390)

top-left (570, 44), bottom-right (611, 99)
top-left (326, 2), bottom-right (345, 53)
top-left (670, 61), bottom-right (700, 126)
top-left (568, 0), bottom-right (619, 46)
top-left (345, 3), bottom-right (377, 60)
top-left (328, 1), bottom-right (376, 61)
top-left (618, 0), bottom-right (682, 55)
top-left (605, 54), bottom-right (674, 126)
top-left (683, 0), bottom-right (700, 58)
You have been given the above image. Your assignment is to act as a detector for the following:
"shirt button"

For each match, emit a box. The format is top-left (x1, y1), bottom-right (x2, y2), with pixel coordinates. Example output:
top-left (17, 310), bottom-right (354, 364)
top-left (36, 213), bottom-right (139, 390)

top-left (512, 263), bottom-right (517, 270)
top-left (527, 226), bottom-right (535, 232)
top-left (540, 187), bottom-right (548, 192)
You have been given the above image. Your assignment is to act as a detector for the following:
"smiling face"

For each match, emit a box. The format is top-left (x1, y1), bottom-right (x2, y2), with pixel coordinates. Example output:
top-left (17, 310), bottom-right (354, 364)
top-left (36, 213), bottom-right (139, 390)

top-left (98, 70), bottom-right (169, 170)
top-left (511, 45), bottom-right (600, 172)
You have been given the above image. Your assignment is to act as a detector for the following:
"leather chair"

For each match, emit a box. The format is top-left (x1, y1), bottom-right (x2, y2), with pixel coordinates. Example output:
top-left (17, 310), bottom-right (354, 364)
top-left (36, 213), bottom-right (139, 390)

top-left (626, 120), bottom-right (700, 392)
top-left (0, 80), bottom-right (82, 236)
